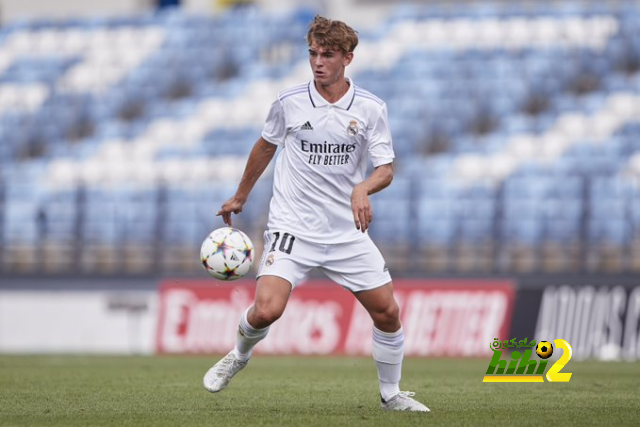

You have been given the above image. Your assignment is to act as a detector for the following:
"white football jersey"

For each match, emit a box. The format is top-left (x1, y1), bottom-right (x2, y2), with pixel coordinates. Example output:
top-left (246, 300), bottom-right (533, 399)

top-left (261, 78), bottom-right (395, 243)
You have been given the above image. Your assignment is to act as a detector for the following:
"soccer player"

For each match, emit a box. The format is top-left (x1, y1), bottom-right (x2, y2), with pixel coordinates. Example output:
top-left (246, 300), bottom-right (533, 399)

top-left (203, 15), bottom-right (430, 412)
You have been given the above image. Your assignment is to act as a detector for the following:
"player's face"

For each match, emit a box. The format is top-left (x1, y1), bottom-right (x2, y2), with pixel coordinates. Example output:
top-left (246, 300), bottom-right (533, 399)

top-left (308, 43), bottom-right (353, 86)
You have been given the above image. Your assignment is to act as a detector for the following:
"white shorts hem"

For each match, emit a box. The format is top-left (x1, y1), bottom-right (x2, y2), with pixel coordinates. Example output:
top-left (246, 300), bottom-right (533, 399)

top-left (256, 273), bottom-right (296, 290)
top-left (347, 276), bottom-right (392, 293)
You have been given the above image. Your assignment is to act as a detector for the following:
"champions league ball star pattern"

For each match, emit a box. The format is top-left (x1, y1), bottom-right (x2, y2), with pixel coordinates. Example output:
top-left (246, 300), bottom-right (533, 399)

top-left (200, 227), bottom-right (254, 281)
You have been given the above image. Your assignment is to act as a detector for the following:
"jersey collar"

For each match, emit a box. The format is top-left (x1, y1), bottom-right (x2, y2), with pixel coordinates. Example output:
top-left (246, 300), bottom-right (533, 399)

top-left (308, 77), bottom-right (356, 110)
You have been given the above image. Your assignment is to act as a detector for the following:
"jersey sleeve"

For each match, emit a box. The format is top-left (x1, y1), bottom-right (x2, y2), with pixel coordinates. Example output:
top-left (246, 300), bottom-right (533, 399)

top-left (368, 103), bottom-right (395, 167)
top-left (261, 98), bottom-right (286, 146)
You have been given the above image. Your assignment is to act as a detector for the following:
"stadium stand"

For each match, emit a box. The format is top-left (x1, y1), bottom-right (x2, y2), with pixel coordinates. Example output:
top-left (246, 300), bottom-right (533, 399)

top-left (1, 2), bottom-right (640, 275)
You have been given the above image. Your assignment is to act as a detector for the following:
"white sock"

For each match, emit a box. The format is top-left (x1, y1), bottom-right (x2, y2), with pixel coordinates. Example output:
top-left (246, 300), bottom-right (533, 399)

top-left (372, 326), bottom-right (404, 402)
top-left (232, 307), bottom-right (270, 362)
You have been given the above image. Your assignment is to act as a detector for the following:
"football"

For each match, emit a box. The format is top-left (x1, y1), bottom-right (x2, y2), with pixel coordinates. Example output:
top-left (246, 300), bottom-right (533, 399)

top-left (536, 341), bottom-right (554, 359)
top-left (200, 227), bottom-right (254, 281)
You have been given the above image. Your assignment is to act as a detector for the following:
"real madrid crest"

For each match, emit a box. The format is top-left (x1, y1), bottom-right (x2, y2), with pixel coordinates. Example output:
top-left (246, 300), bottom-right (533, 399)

top-left (347, 120), bottom-right (358, 136)
top-left (265, 253), bottom-right (275, 266)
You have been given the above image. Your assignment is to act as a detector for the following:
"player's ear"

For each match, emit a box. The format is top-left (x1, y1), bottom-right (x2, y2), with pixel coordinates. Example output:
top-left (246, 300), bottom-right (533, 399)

top-left (343, 51), bottom-right (354, 67)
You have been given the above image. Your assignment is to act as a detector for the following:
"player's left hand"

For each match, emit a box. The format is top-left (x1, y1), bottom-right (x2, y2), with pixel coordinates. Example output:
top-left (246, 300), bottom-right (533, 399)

top-left (351, 185), bottom-right (373, 233)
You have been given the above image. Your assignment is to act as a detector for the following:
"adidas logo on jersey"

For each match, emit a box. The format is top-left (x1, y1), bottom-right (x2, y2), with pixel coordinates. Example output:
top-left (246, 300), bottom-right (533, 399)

top-left (301, 121), bottom-right (314, 130)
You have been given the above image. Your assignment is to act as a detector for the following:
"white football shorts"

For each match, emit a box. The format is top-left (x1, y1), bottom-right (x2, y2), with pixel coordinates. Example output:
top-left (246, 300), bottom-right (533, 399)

top-left (256, 229), bottom-right (392, 292)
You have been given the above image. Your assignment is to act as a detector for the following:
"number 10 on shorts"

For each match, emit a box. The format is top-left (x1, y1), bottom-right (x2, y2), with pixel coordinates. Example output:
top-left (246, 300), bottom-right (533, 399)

top-left (270, 232), bottom-right (296, 254)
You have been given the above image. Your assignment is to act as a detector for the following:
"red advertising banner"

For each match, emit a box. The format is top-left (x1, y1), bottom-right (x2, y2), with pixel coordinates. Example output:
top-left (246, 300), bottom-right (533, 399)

top-left (156, 279), bottom-right (515, 357)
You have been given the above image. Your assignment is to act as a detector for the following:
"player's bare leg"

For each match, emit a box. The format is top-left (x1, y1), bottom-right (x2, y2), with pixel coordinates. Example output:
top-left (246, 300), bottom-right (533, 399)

top-left (203, 276), bottom-right (292, 393)
top-left (353, 283), bottom-right (430, 412)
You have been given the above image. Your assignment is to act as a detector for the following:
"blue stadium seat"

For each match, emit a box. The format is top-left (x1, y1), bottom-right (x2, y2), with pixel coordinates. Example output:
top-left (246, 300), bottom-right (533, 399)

top-left (2, 3), bottom-right (640, 274)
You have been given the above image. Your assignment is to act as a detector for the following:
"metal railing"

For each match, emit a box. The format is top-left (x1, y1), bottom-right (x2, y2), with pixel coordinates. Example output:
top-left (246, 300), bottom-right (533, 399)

top-left (1, 176), bottom-right (639, 276)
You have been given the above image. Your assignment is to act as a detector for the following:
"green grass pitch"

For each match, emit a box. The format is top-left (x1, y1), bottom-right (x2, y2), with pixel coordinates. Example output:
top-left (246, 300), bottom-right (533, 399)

top-left (1, 355), bottom-right (639, 426)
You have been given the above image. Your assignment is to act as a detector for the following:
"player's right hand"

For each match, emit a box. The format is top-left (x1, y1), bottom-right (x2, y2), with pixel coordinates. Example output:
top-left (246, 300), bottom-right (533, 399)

top-left (216, 197), bottom-right (244, 227)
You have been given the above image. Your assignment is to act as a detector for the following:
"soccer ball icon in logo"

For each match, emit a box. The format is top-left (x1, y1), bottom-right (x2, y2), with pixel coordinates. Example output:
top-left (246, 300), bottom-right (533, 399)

top-left (536, 341), bottom-right (554, 359)
top-left (200, 227), bottom-right (254, 281)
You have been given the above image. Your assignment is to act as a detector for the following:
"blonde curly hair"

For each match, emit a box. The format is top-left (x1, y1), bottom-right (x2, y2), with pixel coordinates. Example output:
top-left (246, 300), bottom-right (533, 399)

top-left (306, 15), bottom-right (359, 55)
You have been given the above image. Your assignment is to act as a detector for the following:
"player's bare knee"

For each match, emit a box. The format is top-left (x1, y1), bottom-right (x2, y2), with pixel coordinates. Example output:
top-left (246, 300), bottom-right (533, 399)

top-left (370, 302), bottom-right (401, 331)
top-left (250, 303), bottom-right (284, 328)
top-left (389, 302), bottom-right (401, 322)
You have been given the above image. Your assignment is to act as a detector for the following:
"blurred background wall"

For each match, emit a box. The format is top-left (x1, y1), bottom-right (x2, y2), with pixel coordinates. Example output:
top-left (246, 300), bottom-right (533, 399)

top-left (1, 0), bottom-right (640, 359)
